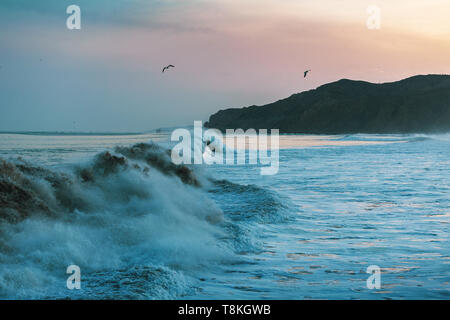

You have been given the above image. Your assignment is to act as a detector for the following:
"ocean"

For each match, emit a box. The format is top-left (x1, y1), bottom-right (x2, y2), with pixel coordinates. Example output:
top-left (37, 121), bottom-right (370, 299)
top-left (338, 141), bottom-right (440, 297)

top-left (0, 131), bottom-right (449, 299)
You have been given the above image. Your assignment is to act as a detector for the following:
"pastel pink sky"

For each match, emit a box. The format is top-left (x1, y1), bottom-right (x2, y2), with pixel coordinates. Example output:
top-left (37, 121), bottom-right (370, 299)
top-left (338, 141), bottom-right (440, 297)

top-left (1, 0), bottom-right (449, 131)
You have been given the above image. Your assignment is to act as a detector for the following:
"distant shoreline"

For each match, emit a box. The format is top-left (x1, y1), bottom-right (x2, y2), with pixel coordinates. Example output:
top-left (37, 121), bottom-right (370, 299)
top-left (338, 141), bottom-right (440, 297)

top-left (0, 131), bottom-right (155, 136)
top-left (2, 130), bottom-right (449, 137)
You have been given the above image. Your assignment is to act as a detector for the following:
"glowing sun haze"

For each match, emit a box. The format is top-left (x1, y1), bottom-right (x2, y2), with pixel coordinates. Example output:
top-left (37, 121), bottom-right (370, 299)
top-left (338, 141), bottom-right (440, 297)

top-left (0, 0), bottom-right (449, 132)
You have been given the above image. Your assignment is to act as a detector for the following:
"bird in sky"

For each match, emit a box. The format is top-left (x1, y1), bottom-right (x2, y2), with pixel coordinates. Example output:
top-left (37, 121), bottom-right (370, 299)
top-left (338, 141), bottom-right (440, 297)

top-left (162, 65), bottom-right (175, 73)
top-left (304, 70), bottom-right (311, 78)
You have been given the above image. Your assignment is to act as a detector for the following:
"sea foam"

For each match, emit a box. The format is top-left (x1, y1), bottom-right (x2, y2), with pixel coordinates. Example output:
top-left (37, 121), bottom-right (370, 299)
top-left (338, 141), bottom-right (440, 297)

top-left (0, 142), bottom-right (229, 299)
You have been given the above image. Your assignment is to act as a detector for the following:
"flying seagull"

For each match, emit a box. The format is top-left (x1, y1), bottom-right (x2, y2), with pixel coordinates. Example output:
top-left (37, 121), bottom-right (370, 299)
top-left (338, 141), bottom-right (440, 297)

top-left (304, 70), bottom-right (311, 78)
top-left (162, 65), bottom-right (175, 73)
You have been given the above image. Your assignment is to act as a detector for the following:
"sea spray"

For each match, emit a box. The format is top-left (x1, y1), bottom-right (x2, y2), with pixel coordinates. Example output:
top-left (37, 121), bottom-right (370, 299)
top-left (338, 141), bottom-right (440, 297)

top-left (0, 142), bottom-right (229, 299)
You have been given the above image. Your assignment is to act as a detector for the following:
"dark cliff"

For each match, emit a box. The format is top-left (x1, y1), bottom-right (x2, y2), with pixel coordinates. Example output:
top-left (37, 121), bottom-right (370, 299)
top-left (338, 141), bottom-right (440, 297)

top-left (205, 75), bottom-right (450, 134)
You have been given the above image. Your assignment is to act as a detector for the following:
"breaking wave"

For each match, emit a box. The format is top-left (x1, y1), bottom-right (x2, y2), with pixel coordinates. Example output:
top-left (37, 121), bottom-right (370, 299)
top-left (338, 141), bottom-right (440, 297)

top-left (409, 133), bottom-right (450, 142)
top-left (331, 133), bottom-right (450, 143)
top-left (0, 142), bottom-right (227, 299)
top-left (0, 142), bottom-right (287, 299)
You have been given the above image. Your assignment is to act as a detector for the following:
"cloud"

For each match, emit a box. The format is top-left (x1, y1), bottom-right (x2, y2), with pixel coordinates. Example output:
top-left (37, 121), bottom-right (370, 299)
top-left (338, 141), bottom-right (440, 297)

top-left (0, 0), bottom-right (214, 27)
top-left (0, 0), bottom-right (449, 131)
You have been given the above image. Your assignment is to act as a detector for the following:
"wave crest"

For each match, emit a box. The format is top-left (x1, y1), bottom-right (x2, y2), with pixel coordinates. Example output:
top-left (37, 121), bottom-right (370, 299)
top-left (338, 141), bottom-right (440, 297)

top-left (0, 142), bottom-right (227, 299)
top-left (0, 142), bottom-right (204, 224)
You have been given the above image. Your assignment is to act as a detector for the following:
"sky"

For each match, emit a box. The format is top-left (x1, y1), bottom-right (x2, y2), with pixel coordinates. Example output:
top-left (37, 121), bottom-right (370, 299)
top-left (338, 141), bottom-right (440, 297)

top-left (0, 0), bottom-right (449, 132)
